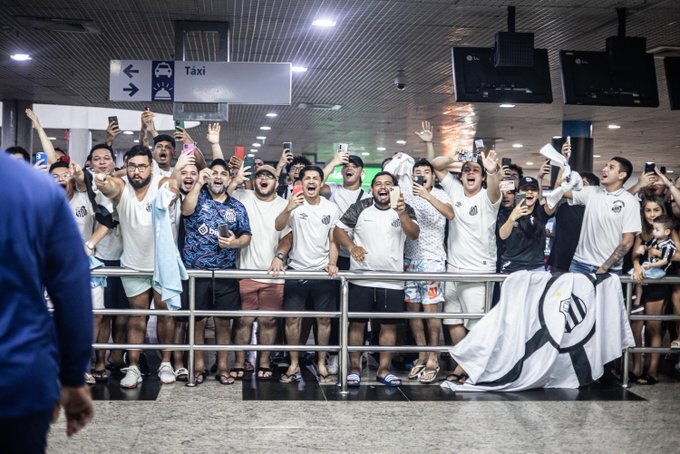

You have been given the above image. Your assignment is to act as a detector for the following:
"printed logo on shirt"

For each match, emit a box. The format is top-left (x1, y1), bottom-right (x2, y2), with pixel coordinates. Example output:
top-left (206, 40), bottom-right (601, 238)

top-left (321, 214), bottom-right (331, 225)
top-left (469, 205), bottom-right (478, 216)
top-left (75, 206), bottom-right (88, 218)
top-left (225, 209), bottom-right (236, 223)
top-left (299, 212), bottom-right (309, 220)
top-left (198, 223), bottom-right (219, 236)
top-left (145, 202), bottom-right (152, 212)
top-left (392, 218), bottom-right (401, 228)
top-left (455, 201), bottom-right (463, 208)
top-left (611, 200), bottom-right (625, 214)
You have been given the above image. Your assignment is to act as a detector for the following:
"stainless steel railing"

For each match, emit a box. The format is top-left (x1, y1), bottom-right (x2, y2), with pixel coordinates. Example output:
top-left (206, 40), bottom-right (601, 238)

top-left (90, 268), bottom-right (680, 392)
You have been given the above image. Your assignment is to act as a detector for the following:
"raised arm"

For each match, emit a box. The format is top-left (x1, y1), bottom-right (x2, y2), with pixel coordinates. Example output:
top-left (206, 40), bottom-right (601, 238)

top-left (412, 182), bottom-right (453, 220)
top-left (431, 155), bottom-right (456, 184)
top-left (94, 173), bottom-right (125, 205)
top-left (25, 108), bottom-right (58, 165)
top-left (482, 150), bottom-right (501, 204)
top-left (181, 168), bottom-right (210, 216)
top-left (322, 148), bottom-right (348, 184)
top-left (206, 123), bottom-right (224, 160)
top-left (397, 196), bottom-right (419, 240)
top-left (498, 201), bottom-right (528, 240)
top-left (274, 191), bottom-right (304, 231)
top-left (414, 120), bottom-right (435, 161)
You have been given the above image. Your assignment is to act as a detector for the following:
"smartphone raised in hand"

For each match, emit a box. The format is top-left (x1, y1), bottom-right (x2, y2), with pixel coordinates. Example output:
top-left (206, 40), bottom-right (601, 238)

top-left (244, 156), bottom-right (256, 180)
top-left (414, 176), bottom-right (425, 186)
top-left (389, 186), bottom-right (401, 209)
top-left (182, 143), bottom-right (195, 156)
top-left (515, 193), bottom-right (526, 205)
top-left (644, 162), bottom-right (655, 174)
top-left (502, 157), bottom-right (512, 167)
top-left (108, 116), bottom-right (119, 127)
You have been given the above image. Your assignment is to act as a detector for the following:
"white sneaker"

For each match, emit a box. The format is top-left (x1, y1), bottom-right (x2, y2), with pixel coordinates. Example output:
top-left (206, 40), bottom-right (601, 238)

top-left (120, 366), bottom-right (143, 389)
top-left (327, 354), bottom-right (339, 375)
top-left (158, 362), bottom-right (176, 384)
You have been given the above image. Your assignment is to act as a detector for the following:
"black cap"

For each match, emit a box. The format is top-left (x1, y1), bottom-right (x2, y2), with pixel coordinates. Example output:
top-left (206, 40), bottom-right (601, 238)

top-left (519, 176), bottom-right (539, 190)
top-left (209, 158), bottom-right (229, 170)
top-left (153, 134), bottom-right (176, 149)
top-left (347, 155), bottom-right (364, 168)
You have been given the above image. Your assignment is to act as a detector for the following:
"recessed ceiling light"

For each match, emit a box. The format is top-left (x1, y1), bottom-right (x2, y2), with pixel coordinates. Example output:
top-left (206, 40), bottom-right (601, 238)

top-left (10, 53), bottom-right (32, 61)
top-left (512, 143), bottom-right (523, 148)
top-left (608, 124), bottom-right (621, 129)
top-left (122, 130), bottom-right (134, 135)
top-left (525, 161), bottom-right (534, 165)
top-left (259, 126), bottom-right (271, 131)
top-left (133, 139), bottom-right (140, 144)
top-left (312, 19), bottom-right (336, 27)
top-left (552, 136), bottom-right (562, 139)
top-left (252, 143), bottom-right (261, 147)
top-left (247, 153), bottom-right (255, 158)
top-left (667, 170), bottom-right (674, 174)
top-left (377, 147), bottom-right (386, 151)
top-left (361, 152), bottom-right (370, 156)
top-left (256, 136), bottom-right (267, 140)
top-left (499, 103), bottom-right (516, 108)
top-left (250, 149), bottom-right (258, 153)
top-left (265, 112), bottom-right (278, 118)
top-left (292, 66), bottom-right (308, 73)
top-left (593, 154), bottom-right (601, 158)
top-left (396, 140), bottom-right (406, 145)
top-left (47, 136), bottom-right (56, 141)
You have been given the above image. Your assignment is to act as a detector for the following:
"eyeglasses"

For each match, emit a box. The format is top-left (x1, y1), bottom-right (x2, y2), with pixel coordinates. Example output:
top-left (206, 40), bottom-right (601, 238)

top-left (256, 173), bottom-right (276, 180)
top-left (127, 164), bottom-right (150, 173)
top-left (51, 172), bottom-right (72, 180)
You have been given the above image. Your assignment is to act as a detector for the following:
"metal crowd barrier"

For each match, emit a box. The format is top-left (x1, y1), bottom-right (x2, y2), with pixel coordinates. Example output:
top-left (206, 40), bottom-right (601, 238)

top-left (90, 268), bottom-right (680, 392)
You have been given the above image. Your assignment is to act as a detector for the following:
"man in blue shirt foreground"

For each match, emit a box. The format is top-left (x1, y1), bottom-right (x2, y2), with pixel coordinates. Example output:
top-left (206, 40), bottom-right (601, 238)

top-left (0, 152), bottom-right (94, 452)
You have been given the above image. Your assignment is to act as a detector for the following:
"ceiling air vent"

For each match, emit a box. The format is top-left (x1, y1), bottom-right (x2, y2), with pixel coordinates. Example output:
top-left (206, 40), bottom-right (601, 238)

top-left (15, 16), bottom-right (101, 34)
top-left (297, 103), bottom-right (342, 110)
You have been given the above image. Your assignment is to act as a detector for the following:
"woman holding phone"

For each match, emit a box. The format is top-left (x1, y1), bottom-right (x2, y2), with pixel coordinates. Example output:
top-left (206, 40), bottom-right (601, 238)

top-left (497, 176), bottom-right (556, 273)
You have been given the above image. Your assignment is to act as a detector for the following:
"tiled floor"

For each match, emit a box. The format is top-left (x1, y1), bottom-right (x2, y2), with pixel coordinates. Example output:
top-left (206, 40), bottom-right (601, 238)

top-left (47, 356), bottom-right (680, 453)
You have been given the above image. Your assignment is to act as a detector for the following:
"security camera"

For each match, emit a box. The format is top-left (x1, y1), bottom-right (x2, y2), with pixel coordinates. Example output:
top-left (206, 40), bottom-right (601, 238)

top-left (394, 70), bottom-right (407, 90)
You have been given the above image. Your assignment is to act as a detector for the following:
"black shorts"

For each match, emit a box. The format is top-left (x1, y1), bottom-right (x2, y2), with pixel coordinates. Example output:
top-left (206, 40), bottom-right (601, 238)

top-left (641, 283), bottom-right (668, 304)
top-left (99, 259), bottom-right (129, 310)
top-left (348, 283), bottom-right (404, 324)
top-left (283, 278), bottom-right (337, 313)
top-left (194, 277), bottom-right (240, 320)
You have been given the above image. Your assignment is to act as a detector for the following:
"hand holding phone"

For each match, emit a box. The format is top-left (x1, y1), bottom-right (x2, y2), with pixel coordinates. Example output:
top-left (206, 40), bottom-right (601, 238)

top-left (244, 157), bottom-right (256, 180)
top-left (515, 193), bottom-right (526, 205)
top-left (389, 186), bottom-right (401, 210)
top-left (414, 176), bottom-right (425, 186)
top-left (501, 157), bottom-right (512, 167)
top-left (218, 224), bottom-right (232, 238)
top-left (182, 143), bottom-right (195, 156)
top-left (644, 162), bottom-right (655, 174)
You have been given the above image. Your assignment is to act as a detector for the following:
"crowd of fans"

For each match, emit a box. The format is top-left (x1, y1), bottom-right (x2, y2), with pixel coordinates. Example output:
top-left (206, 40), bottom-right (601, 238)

top-left (5, 109), bottom-right (680, 389)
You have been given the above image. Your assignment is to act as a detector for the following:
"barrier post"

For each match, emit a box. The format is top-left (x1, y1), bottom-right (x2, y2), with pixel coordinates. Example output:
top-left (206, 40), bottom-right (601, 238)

top-left (186, 276), bottom-right (197, 387)
top-left (622, 281), bottom-right (633, 388)
top-left (339, 277), bottom-right (349, 394)
top-left (484, 281), bottom-right (493, 313)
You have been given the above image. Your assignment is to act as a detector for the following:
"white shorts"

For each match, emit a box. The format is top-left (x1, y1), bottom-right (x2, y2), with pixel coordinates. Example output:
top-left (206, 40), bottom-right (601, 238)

top-left (91, 286), bottom-right (105, 310)
top-left (443, 264), bottom-right (488, 328)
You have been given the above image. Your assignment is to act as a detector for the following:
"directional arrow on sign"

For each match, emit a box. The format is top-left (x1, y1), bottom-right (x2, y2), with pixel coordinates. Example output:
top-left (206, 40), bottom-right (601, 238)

top-left (123, 83), bottom-right (139, 97)
top-left (123, 64), bottom-right (139, 78)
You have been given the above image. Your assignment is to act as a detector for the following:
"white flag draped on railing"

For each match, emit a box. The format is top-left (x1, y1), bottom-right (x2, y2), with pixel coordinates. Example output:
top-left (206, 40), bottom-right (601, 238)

top-left (441, 271), bottom-right (634, 392)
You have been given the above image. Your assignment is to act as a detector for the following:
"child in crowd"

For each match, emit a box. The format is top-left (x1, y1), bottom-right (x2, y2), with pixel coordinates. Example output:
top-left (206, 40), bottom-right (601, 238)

top-left (633, 215), bottom-right (676, 279)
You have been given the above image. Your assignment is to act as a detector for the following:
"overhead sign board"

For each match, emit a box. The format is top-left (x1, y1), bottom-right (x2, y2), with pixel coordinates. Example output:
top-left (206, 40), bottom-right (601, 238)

top-left (110, 60), bottom-right (291, 104)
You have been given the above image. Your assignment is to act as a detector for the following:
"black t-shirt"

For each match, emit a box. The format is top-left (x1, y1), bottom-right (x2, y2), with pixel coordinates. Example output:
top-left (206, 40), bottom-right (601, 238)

top-left (546, 201), bottom-right (585, 271)
top-left (498, 203), bottom-right (552, 273)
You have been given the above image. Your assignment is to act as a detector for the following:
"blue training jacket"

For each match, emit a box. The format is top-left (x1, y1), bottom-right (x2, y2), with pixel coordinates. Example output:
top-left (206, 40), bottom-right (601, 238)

top-left (0, 152), bottom-right (93, 418)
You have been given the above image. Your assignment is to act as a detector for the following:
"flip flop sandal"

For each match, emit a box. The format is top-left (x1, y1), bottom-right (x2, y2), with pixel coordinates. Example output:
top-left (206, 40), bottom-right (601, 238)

top-left (408, 361), bottom-right (426, 380)
top-left (419, 366), bottom-right (440, 384)
top-left (229, 368), bottom-right (245, 380)
top-left (174, 368), bottom-right (189, 382)
top-left (376, 373), bottom-right (402, 387)
top-left (256, 368), bottom-right (273, 381)
top-left (347, 372), bottom-right (361, 387)
top-left (217, 373), bottom-right (235, 385)
top-left (671, 340), bottom-right (680, 349)
top-left (445, 373), bottom-right (467, 384)
top-left (318, 374), bottom-right (335, 384)
top-left (279, 370), bottom-right (302, 383)
top-left (636, 374), bottom-right (658, 385)
top-left (91, 368), bottom-right (110, 382)
top-left (194, 370), bottom-right (207, 385)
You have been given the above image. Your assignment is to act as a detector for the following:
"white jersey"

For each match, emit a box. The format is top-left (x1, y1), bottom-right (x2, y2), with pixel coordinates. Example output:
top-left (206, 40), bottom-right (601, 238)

top-left (93, 191), bottom-right (123, 261)
top-left (404, 187), bottom-right (451, 262)
top-left (287, 197), bottom-right (340, 271)
top-left (68, 190), bottom-right (96, 243)
top-left (153, 163), bottom-right (173, 178)
top-left (441, 173), bottom-right (501, 272)
top-left (233, 189), bottom-right (291, 284)
top-left (117, 175), bottom-right (162, 271)
top-left (571, 186), bottom-right (641, 270)
top-left (337, 198), bottom-right (418, 290)
top-left (327, 182), bottom-right (372, 258)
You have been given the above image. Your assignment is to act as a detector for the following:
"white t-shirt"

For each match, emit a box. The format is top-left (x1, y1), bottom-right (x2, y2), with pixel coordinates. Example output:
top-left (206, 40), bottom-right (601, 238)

top-left (93, 187), bottom-right (123, 260)
top-left (287, 197), bottom-right (340, 271)
top-left (571, 186), bottom-right (641, 270)
top-left (404, 187), bottom-right (451, 262)
top-left (441, 173), bottom-right (501, 272)
top-left (117, 175), bottom-right (162, 271)
top-left (337, 198), bottom-right (418, 290)
top-left (153, 163), bottom-right (173, 178)
top-left (327, 182), bottom-right (372, 258)
top-left (68, 190), bottom-right (96, 243)
top-left (233, 189), bottom-right (291, 284)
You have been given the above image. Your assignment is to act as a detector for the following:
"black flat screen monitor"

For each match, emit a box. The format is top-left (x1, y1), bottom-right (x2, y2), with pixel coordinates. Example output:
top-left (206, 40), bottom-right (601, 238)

top-left (451, 47), bottom-right (553, 104)
top-left (560, 50), bottom-right (659, 107)
top-left (665, 56), bottom-right (680, 110)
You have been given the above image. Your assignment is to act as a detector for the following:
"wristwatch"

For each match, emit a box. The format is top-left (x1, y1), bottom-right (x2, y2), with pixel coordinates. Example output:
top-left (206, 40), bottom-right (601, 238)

top-left (274, 252), bottom-right (286, 262)
top-left (85, 241), bottom-right (95, 251)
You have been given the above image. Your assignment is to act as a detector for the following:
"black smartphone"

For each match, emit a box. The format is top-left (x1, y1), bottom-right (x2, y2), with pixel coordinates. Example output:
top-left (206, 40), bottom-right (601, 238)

top-left (108, 116), bottom-right (118, 126)
top-left (283, 141), bottom-right (292, 151)
top-left (244, 156), bottom-right (256, 180)
top-left (502, 157), bottom-right (512, 167)
top-left (414, 176), bottom-right (425, 185)
top-left (644, 162), bottom-right (655, 174)
top-left (515, 193), bottom-right (526, 204)
top-left (661, 166), bottom-right (667, 174)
